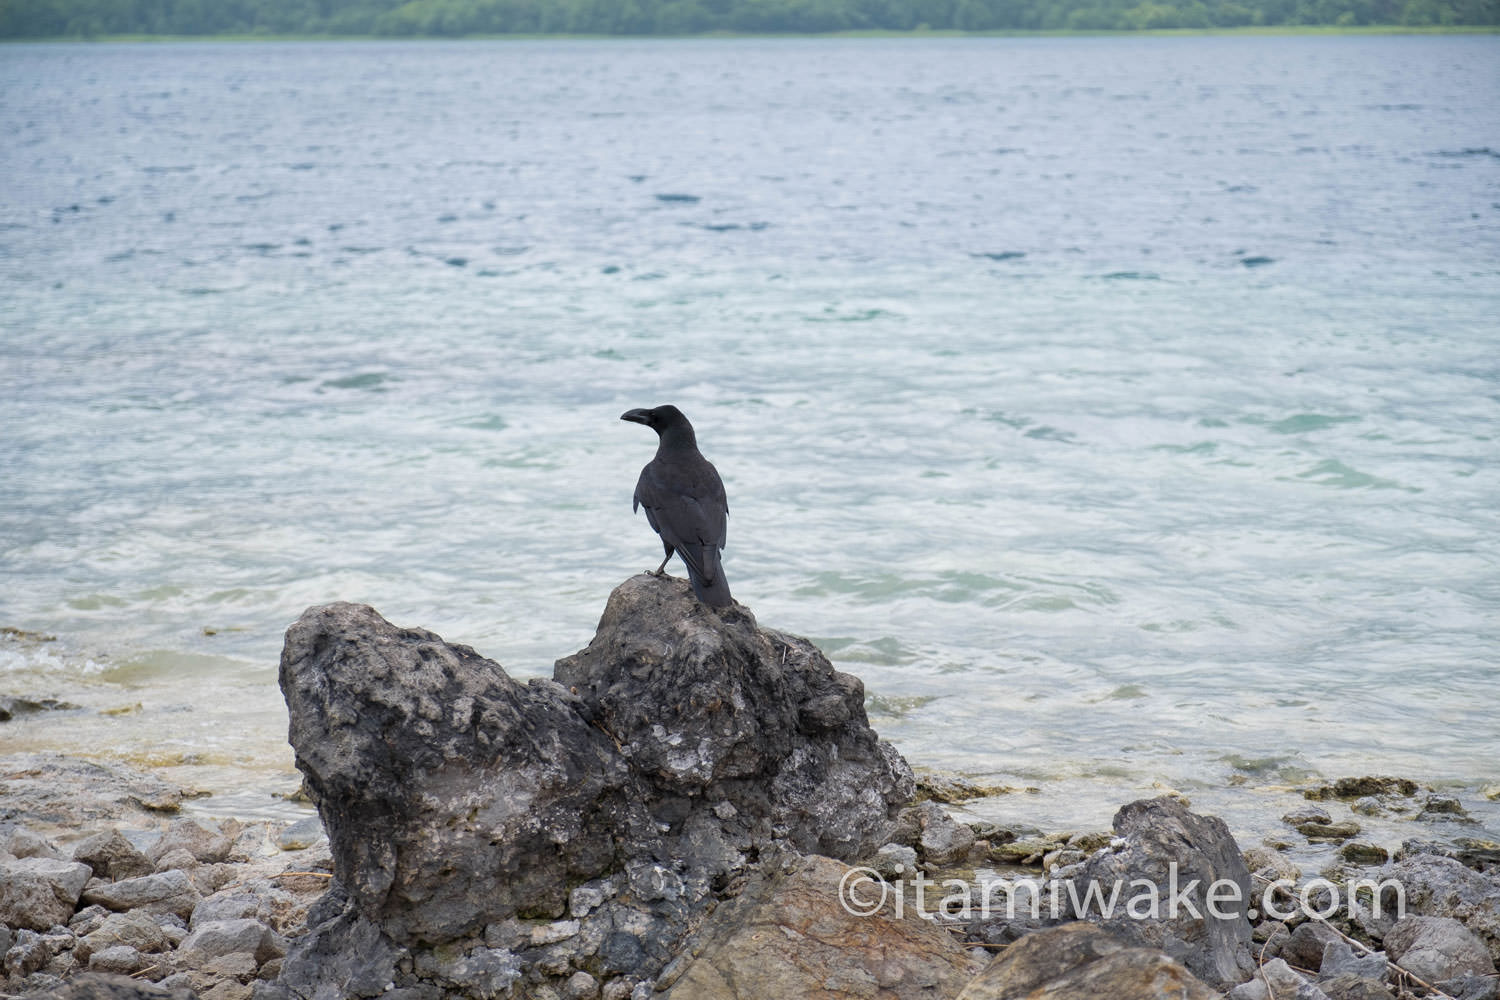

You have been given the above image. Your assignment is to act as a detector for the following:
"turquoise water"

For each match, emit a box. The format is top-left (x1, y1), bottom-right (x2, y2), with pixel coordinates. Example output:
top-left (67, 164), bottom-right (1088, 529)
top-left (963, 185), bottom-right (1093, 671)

top-left (2, 37), bottom-right (1498, 839)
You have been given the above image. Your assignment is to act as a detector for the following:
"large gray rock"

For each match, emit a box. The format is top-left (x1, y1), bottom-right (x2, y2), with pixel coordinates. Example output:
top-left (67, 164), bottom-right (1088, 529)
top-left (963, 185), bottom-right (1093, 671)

top-left (1383, 915), bottom-right (1495, 983)
top-left (1380, 854), bottom-right (1500, 963)
top-left (0, 855), bottom-right (93, 930)
top-left (272, 578), bottom-right (914, 999)
top-left (176, 917), bottom-right (284, 965)
top-left (1061, 796), bottom-right (1255, 989)
top-left (955, 921), bottom-right (1218, 1000)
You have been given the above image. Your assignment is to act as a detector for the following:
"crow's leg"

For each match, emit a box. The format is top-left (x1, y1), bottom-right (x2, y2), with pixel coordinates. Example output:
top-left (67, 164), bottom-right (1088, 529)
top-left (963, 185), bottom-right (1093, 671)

top-left (653, 544), bottom-right (674, 576)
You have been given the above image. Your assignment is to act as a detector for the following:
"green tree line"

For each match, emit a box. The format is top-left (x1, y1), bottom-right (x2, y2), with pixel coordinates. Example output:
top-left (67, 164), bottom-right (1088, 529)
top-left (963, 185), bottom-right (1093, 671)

top-left (2, 0), bottom-right (1495, 38)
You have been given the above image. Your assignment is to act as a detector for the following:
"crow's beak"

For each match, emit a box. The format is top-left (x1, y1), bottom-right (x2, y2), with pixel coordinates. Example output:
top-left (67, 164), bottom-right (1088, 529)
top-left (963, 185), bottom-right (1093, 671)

top-left (620, 409), bottom-right (652, 425)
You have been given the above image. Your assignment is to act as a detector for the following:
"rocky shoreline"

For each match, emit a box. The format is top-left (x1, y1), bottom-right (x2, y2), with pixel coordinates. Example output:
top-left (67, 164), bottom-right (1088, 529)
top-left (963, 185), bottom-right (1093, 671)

top-left (3, 575), bottom-right (1497, 1000)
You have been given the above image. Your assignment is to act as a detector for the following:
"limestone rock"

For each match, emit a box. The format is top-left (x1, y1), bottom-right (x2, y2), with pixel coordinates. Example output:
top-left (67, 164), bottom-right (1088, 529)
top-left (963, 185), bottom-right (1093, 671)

top-left (1061, 796), bottom-right (1255, 989)
top-left (80, 869), bottom-right (201, 920)
top-left (955, 921), bottom-right (1218, 1000)
top-left (0, 855), bottom-right (94, 930)
top-left (1383, 914), bottom-right (1495, 983)
top-left (662, 854), bottom-right (984, 999)
top-left (71, 829), bottom-right (155, 882)
top-left (0, 752), bottom-right (201, 831)
top-left (272, 580), bottom-right (915, 999)
top-left (1380, 854), bottom-right (1500, 962)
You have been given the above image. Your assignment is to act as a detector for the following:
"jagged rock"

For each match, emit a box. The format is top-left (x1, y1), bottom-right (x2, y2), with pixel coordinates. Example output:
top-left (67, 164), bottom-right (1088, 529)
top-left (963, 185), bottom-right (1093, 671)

top-left (0, 855), bottom-right (94, 930)
top-left (1060, 796), bottom-right (1255, 989)
top-left (1383, 914), bottom-right (1495, 982)
top-left (71, 829), bottom-right (155, 881)
top-left (81, 910), bottom-right (170, 957)
top-left (5, 927), bottom-right (54, 976)
top-left (177, 918), bottom-right (285, 966)
top-left (662, 854), bottom-right (983, 999)
top-left (1318, 939), bottom-right (1387, 981)
top-left (149, 817), bottom-right (235, 865)
top-left (956, 921), bottom-right (1218, 1000)
top-left (1282, 920), bottom-right (1343, 971)
top-left (1340, 842), bottom-right (1390, 865)
top-left (80, 869), bottom-right (201, 919)
top-left (910, 800), bottom-right (976, 865)
top-left (271, 579), bottom-right (914, 998)
top-left (1380, 854), bottom-right (1500, 962)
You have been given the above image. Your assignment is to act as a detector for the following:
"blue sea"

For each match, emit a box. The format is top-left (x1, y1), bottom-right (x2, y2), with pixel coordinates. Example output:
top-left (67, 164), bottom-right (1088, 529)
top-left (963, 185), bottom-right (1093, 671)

top-left (2, 36), bottom-right (1498, 846)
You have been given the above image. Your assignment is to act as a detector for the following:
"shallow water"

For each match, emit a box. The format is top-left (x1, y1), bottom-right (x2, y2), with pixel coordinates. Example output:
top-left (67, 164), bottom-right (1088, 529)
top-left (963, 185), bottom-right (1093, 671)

top-left (2, 36), bottom-right (1498, 843)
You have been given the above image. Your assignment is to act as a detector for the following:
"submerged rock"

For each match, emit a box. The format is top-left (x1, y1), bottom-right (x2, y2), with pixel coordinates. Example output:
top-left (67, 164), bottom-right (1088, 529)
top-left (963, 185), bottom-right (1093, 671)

top-left (271, 576), bottom-right (914, 998)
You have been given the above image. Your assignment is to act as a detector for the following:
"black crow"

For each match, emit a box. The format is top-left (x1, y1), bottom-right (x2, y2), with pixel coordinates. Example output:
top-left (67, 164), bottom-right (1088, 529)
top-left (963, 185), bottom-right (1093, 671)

top-left (620, 405), bottom-right (733, 608)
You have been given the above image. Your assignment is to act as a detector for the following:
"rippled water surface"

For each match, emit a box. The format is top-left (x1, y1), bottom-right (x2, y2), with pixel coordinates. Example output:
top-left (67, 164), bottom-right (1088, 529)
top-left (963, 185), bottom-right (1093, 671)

top-left (2, 36), bottom-right (1498, 839)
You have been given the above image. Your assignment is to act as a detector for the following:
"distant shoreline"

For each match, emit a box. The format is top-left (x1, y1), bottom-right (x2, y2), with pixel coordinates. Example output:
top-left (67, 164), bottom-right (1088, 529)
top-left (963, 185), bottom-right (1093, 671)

top-left (5, 24), bottom-right (1498, 42)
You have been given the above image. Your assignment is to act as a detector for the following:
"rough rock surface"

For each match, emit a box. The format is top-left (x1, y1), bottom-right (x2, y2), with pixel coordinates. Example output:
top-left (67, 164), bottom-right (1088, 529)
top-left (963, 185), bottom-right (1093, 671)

top-left (1383, 914), bottom-right (1496, 983)
top-left (660, 854), bottom-right (984, 999)
top-left (270, 576), bottom-right (915, 999)
top-left (0, 855), bottom-right (93, 930)
top-left (1062, 796), bottom-right (1255, 989)
top-left (955, 921), bottom-right (1218, 1000)
top-left (1379, 854), bottom-right (1500, 963)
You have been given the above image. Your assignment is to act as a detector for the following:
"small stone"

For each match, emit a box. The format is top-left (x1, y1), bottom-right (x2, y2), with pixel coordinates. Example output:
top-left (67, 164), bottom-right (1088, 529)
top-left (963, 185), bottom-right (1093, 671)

top-left (569, 882), bottom-right (609, 919)
top-left (201, 950), bottom-right (262, 983)
top-left (563, 970), bottom-right (600, 1000)
top-left (177, 918), bottom-right (284, 965)
top-left (1417, 795), bottom-right (1470, 821)
top-left (81, 868), bottom-right (202, 919)
top-left (529, 919), bottom-right (581, 947)
top-left (5, 928), bottom-right (51, 976)
top-left (1244, 847), bottom-right (1300, 883)
top-left (1350, 797), bottom-right (1382, 816)
top-left (870, 842), bottom-right (918, 880)
top-left (912, 801), bottom-right (975, 865)
top-left (1282, 921), bottom-right (1342, 971)
top-left (1299, 820), bottom-right (1361, 842)
top-left (150, 817), bottom-right (234, 864)
top-left (1283, 805), bottom-right (1332, 826)
top-left (89, 943), bottom-right (145, 974)
top-left (275, 815), bottom-right (325, 851)
top-left (84, 909), bottom-right (170, 954)
top-left (191, 891), bottom-right (261, 929)
top-left (0, 856), bottom-right (94, 930)
top-left (1339, 842), bottom-right (1390, 865)
top-left (156, 847), bottom-right (200, 872)
top-left (1318, 940), bottom-right (1387, 981)
top-left (71, 827), bottom-right (155, 881)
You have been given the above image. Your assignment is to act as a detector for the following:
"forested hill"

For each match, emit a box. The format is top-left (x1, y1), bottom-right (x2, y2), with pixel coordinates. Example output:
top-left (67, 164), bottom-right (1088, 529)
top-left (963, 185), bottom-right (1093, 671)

top-left (3, 0), bottom-right (1496, 39)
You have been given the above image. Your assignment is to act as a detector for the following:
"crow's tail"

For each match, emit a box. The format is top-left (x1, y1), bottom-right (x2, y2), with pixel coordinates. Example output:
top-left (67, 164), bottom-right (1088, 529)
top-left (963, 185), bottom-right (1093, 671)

top-left (681, 544), bottom-right (733, 608)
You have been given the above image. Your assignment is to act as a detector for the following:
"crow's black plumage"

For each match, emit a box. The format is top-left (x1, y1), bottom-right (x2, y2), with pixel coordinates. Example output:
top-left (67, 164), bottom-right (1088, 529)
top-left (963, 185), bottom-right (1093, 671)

top-left (620, 405), bottom-right (732, 608)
